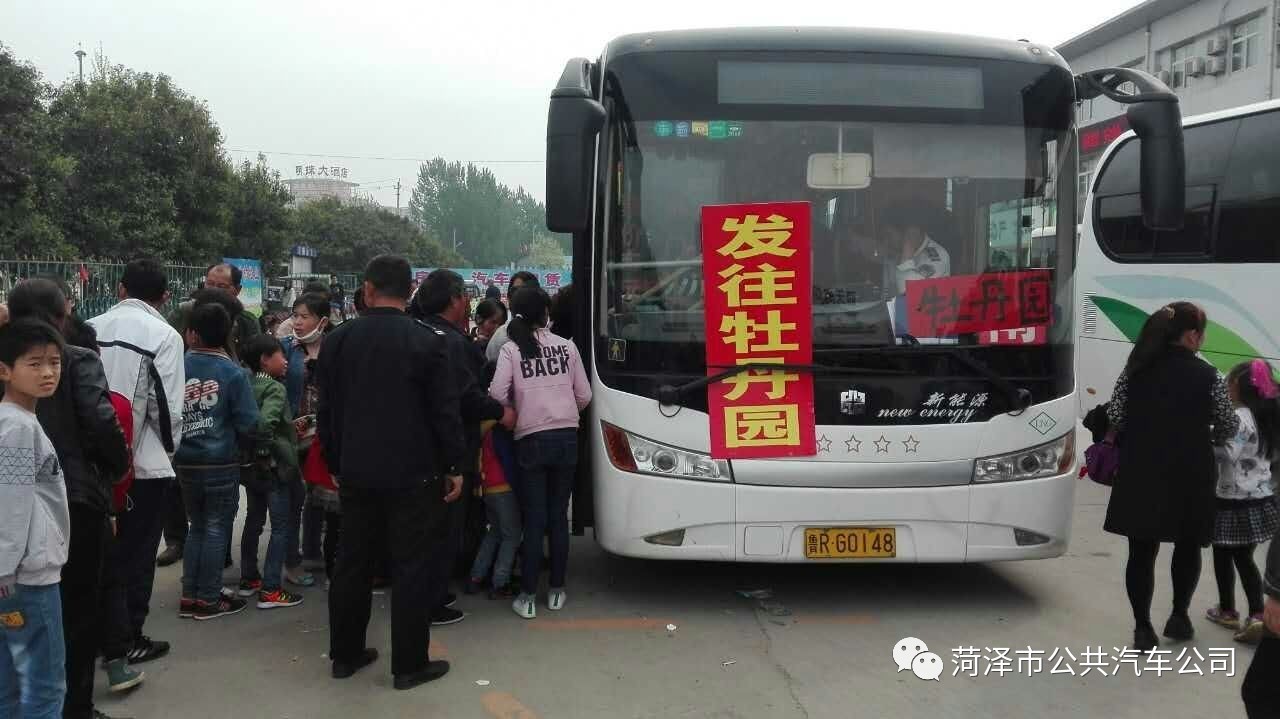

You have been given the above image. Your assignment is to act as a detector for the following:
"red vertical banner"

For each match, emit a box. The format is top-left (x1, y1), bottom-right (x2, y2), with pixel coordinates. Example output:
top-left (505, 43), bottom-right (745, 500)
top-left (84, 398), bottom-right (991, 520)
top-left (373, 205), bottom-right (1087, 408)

top-left (701, 202), bottom-right (816, 460)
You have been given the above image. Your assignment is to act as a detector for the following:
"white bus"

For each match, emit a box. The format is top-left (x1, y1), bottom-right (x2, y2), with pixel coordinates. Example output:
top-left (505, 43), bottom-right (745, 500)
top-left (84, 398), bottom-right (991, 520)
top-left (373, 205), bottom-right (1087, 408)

top-left (545, 28), bottom-right (1185, 563)
top-left (1078, 99), bottom-right (1280, 414)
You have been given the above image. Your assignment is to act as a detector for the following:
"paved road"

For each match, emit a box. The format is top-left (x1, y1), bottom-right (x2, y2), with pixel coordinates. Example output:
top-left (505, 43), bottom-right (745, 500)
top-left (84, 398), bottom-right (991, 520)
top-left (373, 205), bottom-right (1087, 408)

top-left (95, 479), bottom-right (1264, 719)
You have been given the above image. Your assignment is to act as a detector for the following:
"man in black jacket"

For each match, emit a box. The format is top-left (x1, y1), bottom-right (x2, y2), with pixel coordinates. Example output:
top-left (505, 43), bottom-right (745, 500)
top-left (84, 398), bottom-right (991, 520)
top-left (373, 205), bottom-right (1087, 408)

top-left (6, 279), bottom-right (134, 718)
top-left (317, 255), bottom-right (466, 692)
top-left (1243, 537), bottom-right (1280, 718)
top-left (413, 270), bottom-right (513, 624)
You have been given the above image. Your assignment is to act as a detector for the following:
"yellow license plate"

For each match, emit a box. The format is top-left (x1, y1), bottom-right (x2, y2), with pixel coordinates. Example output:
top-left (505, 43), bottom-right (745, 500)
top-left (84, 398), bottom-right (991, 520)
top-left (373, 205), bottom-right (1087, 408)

top-left (804, 527), bottom-right (897, 559)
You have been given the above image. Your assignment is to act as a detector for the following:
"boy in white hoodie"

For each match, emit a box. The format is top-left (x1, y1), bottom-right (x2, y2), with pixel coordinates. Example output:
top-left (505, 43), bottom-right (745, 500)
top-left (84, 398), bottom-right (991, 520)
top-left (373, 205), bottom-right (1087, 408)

top-left (0, 318), bottom-right (71, 718)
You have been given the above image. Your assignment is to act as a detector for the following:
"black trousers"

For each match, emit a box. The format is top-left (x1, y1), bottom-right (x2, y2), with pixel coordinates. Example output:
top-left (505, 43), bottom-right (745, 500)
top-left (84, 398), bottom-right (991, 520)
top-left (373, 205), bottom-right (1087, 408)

top-left (162, 478), bottom-right (187, 549)
top-left (1243, 634), bottom-right (1280, 718)
top-left (116, 479), bottom-right (169, 639)
top-left (329, 482), bottom-right (448, 677)
top-left (99, 524), bottom-right (133, 661)
top-left (62, 504), bottom-right (109, 719)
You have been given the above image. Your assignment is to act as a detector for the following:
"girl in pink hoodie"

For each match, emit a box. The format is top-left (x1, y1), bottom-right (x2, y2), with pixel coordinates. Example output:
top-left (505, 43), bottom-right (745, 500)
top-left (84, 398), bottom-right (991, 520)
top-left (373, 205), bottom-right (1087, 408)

top-left (489, 287), bottom-right (591, 619)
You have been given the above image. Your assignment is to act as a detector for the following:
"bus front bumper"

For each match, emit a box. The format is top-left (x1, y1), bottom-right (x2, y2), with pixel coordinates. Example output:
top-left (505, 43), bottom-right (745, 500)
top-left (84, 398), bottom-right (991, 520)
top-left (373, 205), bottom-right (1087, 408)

top-left (591, 470), bottom-right (1076, 563)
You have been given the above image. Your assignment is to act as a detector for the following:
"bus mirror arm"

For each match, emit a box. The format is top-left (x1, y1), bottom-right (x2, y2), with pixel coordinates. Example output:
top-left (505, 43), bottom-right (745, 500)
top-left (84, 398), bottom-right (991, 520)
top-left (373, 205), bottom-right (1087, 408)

top-left (1075, 67), bottom-right (1186, 232)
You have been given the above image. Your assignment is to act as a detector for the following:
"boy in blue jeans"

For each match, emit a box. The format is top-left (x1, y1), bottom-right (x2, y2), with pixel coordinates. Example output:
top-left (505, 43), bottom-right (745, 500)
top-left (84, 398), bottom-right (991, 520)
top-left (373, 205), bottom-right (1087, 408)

top-left (0, 319), bottom-right (70, 718)
top-left (174, 304), bottom-right (258, 621)
top-left (238, 334), bottom-right (304, 610)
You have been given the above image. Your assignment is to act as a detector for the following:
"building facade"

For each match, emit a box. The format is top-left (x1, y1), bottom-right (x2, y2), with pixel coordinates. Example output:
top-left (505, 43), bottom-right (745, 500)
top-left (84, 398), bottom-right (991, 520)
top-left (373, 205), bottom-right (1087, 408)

top-left (1058, 0), bottom-right (1280, 212)
top-left (283, 176), bottom-right (360, 205)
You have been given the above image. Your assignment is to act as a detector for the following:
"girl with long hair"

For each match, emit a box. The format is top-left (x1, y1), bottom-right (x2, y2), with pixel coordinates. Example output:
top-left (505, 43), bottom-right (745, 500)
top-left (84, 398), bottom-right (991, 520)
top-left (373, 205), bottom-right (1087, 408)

top-left (488, 287), bottom-right (591, 619)
top-left (1205, 359), bottom-right (1280, 644)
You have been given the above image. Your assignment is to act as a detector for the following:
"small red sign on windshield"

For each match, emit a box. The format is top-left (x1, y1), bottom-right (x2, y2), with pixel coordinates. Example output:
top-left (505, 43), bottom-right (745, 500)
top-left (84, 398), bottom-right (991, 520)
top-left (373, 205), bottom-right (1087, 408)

top-left (905, 271), bottom-right (1053, 338)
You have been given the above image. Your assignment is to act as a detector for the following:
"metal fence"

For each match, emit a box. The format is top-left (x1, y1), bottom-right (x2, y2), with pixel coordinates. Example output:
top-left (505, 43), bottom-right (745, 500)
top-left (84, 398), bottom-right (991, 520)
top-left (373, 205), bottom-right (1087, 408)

top-left (0, 259), bottom-right (370, 321)
top-left (0, 260), bottom-right (210, 320)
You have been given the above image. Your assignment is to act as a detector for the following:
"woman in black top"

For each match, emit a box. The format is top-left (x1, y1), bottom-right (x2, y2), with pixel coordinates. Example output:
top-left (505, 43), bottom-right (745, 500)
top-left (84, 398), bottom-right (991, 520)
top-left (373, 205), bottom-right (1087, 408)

top-left (1103, 301), bottom-right (1238, 652)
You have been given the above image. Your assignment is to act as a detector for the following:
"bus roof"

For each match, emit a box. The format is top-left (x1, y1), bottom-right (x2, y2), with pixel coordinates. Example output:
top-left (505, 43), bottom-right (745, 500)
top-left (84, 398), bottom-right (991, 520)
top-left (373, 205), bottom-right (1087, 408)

top-left (604, 27), bottom-right (1070, 70)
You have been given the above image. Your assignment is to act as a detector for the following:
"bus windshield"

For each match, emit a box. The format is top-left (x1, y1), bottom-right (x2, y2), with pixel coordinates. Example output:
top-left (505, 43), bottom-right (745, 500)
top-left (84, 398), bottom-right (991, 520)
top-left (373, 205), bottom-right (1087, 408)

top-left (598, 51), bottom-right (1078, 424)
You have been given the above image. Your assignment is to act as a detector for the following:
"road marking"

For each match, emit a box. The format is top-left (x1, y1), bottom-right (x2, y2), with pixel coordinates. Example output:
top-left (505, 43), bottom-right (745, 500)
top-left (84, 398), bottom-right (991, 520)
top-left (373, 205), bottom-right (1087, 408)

top-left (525, 618), bottom-right (676, 631)
top-left (481, 691), bottom-right (540, 719)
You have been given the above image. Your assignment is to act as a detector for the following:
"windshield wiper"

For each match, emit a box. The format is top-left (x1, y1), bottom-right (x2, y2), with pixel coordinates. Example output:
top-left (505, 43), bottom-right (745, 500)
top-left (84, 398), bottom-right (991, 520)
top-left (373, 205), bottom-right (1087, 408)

top-left (812, 343), bottom-right (1033, 416)
top-left (656, 362), bottom-right (910, 408)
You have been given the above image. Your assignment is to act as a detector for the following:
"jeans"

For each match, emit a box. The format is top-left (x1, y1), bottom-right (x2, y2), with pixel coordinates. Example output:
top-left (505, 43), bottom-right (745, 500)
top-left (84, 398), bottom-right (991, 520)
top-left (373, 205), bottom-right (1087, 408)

top-left (470, 491), bottom-right (522, 588)
top-left (0, 583), bottom-right (66, 719)
top-left (61, 504), bottom-right (108, 719)
top-left (323, 512), bottom-right (342, 580)
top-left (302, 494), bottom-right (324, 561)
top-left (179, 467), bottom-right (241, 604)
top-left (330, 482), bottom-right (448, 677)
top-left (116, 478), bottom-right (169, 638)
top-left (241, 479), bottom-right (291, 591)
top-left (516, 429), bottom-right (578, 595)
top-left (285, 476), bottom-right (306, 570)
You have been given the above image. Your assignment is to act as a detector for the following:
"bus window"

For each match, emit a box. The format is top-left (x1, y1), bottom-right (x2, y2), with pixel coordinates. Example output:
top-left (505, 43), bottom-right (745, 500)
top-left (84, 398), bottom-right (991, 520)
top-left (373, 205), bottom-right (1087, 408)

top-left (1218, 110), bottom-right (1280, 262)
top-left (1092, 118), bottom-right (1236, 261)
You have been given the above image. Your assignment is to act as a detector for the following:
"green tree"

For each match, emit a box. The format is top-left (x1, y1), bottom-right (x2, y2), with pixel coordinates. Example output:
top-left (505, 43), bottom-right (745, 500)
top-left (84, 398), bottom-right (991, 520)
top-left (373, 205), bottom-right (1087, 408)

top-left (226, 154), bottom-right (295, 273)
top-left (47, 52), bottom-right (232, 262)
top-left (407, 158), bottom-right (569, 267)
top-left (0, 44), bottom-right (72, 257)
top-left (521, 235), bottom-right (567, 269)
top-left (295, 197), bottom-right (462, 273)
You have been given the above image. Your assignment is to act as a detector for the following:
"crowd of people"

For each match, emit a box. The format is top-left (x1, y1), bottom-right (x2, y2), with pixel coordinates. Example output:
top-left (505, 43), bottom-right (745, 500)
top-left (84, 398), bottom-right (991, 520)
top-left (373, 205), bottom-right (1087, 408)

top-left (5, 255), bottom-right (1280, 716)
top-left (0, 256), bottom-right (588, 716)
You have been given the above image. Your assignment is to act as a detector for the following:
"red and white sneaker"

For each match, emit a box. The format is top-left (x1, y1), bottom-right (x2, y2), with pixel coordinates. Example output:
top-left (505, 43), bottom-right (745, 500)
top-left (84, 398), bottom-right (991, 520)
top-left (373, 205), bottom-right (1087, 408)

top-left (238, 579), bottom-right (263, 597)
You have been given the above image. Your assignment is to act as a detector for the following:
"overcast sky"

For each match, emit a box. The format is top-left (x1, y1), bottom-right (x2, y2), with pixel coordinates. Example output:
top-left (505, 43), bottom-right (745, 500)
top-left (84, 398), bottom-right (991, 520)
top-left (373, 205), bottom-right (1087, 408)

top-left (6, 0), bottom-right (1137, 206)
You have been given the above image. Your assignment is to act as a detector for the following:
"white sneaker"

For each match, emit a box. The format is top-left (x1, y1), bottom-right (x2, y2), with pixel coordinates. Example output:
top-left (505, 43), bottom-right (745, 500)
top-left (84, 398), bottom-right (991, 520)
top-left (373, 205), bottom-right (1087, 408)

top-left (512, 593), bottom-right (537, 620)
top-left (548, 588), bottom-right (567, 611)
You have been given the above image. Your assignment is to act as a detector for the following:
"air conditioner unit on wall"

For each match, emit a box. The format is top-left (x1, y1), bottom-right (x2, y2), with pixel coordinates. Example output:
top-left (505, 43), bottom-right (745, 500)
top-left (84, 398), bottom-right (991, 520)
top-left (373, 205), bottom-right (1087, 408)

top-left (1189, 56), bottom-right (1207, 76)
top-left (1208, 56), bottom-right (1228, 75)
top-left (1207, 33), bottom-right (1228, 55)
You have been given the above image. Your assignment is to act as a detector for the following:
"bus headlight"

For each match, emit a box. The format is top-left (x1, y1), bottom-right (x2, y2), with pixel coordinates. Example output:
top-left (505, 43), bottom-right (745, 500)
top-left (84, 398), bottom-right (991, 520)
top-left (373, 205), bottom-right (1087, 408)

top-left (602, 422), bottom-right (732, 482)
top-left (972, 433), bottom-right (1074, 483)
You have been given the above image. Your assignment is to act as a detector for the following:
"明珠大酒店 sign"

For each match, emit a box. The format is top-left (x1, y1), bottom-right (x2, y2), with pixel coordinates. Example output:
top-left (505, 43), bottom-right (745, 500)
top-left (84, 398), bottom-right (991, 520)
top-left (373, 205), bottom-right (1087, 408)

top-left (701, 202), bottom-right (816, 460)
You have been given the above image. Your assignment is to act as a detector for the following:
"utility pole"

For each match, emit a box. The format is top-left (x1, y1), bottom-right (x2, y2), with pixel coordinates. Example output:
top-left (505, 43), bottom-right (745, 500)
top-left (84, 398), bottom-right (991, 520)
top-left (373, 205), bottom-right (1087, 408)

top-left (74, 43), bottom-right (86, 84)
top-left (395, 179), bottom-right (401, 211)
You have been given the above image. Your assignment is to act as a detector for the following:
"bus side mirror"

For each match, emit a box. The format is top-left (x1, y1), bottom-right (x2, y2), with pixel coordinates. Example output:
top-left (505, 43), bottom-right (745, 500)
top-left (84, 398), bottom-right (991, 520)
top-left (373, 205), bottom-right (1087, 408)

top-left (1075, 67), bottom-right (1185, 230)
top-left (547, 59), bottom-right (606, 234)
top-left (1127, 100), bottom-right (1185, 231)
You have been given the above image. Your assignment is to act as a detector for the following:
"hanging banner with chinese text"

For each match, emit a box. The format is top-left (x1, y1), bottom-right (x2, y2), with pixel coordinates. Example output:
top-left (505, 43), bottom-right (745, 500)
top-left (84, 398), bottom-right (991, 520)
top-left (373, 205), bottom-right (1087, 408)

top-left (905, 271), bottom-right (1052, 338)
top-left (702, 202), bottom-right (816, 460)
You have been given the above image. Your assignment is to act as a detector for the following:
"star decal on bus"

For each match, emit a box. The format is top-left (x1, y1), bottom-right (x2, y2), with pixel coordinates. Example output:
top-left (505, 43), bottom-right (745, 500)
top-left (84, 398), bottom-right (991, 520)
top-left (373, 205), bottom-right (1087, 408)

top-left (903, 436), bottom-right (921, 453)
top-left (818, 435), bottom-right (832, 453)
top-left (845, 435), bottom-right (863, 453)
top-left (874, 436), bottom-right (892, 454)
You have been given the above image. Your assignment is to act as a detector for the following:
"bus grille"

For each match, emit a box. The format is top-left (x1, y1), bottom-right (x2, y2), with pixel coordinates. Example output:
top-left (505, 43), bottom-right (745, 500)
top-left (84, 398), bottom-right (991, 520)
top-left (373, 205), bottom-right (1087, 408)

top-left (1082, 294), bottom-right (1099, 335)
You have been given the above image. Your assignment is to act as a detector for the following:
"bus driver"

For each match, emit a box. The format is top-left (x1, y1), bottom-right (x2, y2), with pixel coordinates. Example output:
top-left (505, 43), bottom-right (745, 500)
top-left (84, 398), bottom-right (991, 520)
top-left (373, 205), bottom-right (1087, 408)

top-left (877, 203), bottom-right (952, 297)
